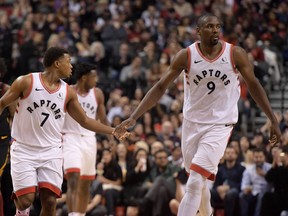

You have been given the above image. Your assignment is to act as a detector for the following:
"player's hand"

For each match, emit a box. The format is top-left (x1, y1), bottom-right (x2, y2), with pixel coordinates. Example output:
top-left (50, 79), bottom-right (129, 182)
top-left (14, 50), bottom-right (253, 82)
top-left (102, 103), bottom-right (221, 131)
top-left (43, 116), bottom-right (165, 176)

top-left (269, 122), bottom-right (281, 146)
top-left (112, 129), bottom-right (130, 141)
top-left (114, 117), bottom-right (137, 140)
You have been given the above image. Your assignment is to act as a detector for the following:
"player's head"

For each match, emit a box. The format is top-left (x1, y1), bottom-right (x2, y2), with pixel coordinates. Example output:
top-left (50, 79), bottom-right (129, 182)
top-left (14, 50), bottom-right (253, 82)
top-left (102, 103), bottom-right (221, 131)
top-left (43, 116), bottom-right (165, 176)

top-left (196, 13), bottom-right (222, 46)
top-left (74, 62), bottom-right (98, 88)
top-left (0, 58), bottom-right (7, 78)
top-left (43, 46), bottom-right (72, 78)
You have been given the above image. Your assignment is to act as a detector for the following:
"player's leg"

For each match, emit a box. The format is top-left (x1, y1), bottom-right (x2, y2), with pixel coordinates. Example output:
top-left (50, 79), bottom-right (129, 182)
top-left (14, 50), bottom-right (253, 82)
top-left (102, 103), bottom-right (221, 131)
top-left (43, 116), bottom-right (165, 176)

top-left (10, 141), bottom-right (38, 215)
top-left (196, 124), bottom-right (233, 216)
top-left (39, 188), bottom-right (57, 216)
top-left (178, 120), bottom-right (204, 216)
top-left (66, 172), bottom-right (81, 213)
top-left (76, 178), bottom-right (92, 213)
top-left (14, 193), bottom-right (35, 215)
top-left (179, 122), bottom-right (232, 216)
top-left (75, 135), bottom-right (96, 213)
top-left (37, 146), bottom-right (63, 215)
top-left (198, 180), bottom-right (212, 216)
top-left (63, 133), bottom-right (82, 214)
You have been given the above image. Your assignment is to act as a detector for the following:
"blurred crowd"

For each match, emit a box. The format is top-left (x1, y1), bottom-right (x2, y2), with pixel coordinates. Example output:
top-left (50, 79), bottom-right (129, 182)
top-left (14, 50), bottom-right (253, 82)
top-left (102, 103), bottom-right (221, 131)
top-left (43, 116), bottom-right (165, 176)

top-left (1, 0), bottom-right (288, 215)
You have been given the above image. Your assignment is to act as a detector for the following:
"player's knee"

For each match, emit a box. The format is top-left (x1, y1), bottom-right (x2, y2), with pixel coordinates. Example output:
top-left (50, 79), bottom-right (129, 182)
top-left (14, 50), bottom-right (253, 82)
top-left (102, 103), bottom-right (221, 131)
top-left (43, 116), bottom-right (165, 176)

top-left (41, 196), bottom-right (56, 210)
top-left (186, 170), bottom-right (205, 194)
top-left (67, 173), bottom-right (80, 189)
top-left (15, 194), bottom-right (34, 210)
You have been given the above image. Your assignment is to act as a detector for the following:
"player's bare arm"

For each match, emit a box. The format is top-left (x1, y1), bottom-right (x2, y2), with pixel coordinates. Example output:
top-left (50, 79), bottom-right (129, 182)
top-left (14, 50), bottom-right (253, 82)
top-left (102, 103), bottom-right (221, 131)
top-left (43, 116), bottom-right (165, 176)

top-left (0, 75), bottom-right (30, 114)
top-left (95, 87), bottom-right (116, 147)
top-left (95, 87), bottom-right (110, 125)
top-left (233, 46), bottom-right (281, 143)
top-left (115, 48), bottom-right (188, 134)
top-left (1, 83), bottom-right (17, 127)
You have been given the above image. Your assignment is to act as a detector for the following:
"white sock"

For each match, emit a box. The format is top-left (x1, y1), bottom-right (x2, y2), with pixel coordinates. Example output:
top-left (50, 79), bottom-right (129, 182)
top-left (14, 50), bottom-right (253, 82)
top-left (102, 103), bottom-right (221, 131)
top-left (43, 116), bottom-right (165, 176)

top-left (199, 180), bottom-right (213, 216)
top-left (16, 207), bottom-right (30, 216)
top-left (178, 171), bottom-right (205, 216)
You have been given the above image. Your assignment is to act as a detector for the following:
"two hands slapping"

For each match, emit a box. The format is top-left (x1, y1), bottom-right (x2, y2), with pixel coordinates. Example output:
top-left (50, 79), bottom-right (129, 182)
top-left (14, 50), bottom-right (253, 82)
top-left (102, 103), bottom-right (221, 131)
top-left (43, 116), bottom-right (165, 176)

top-left (112, 117), bottom-right (136, 141)
top-left (269, 121), bottom-right (281, 147)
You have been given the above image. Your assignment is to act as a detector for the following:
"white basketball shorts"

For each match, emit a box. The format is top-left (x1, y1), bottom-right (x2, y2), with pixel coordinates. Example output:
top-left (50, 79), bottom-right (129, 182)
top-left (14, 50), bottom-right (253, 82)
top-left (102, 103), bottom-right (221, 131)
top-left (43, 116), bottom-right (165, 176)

top-left (10, 140), bottom-right (63, 197)
top-left (63, 133), bottom-right (96, 179)
top-left (181, 119), bottom-right (233, 181)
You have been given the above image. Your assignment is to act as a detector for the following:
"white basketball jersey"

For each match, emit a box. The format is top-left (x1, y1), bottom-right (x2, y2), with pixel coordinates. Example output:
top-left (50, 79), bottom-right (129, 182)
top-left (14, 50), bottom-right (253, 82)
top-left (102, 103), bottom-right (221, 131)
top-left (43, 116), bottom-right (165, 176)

top-left (183, 41), bottom-right (240, 124)
top-left (12, 73), bottom-right (68, 147)
top-left (62, 87), bottom-right (98, 136)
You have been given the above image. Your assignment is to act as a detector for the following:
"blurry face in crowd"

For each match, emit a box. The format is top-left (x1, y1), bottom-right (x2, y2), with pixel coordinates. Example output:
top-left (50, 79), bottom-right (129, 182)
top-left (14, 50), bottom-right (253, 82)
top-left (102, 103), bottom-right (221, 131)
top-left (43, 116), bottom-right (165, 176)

top-left (253, 151), bottom-right (266, 167)
top-left (240, 136), bottom-right (250, 152)
top-left (155, 151), bottom-right (169, 168)
top-left (102, 150), bottom-right (113, 164)
top-left (151, 141), bottom-right (164, 155)
top-left (116, 143), bottom-right (127, 158)
top-left (136, 149), bottom-right (148, 161)
top-left (224, 147), bottom-right (237, 163)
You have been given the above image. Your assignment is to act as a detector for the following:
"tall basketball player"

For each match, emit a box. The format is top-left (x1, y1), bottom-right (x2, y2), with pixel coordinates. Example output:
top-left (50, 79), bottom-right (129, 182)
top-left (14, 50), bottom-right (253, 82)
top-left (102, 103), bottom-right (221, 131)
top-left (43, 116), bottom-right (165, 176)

top-left (115, 14), bottom-right (281, 216)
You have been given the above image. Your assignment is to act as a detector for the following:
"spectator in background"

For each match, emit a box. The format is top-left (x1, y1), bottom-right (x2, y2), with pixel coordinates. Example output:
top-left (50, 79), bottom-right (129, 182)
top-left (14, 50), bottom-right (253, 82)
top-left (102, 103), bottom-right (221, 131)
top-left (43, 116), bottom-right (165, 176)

top-left (115, 142), bottom-right (130, 183)
top-left (280, 109), bottom-right (288, 133)
top-left (124, 148), bottom-right (150, 216)
top-left (211, 146), bottom-right (245, 216)
top-left (137, 149), bottom-right (181, 216)
top-left (261, 146), bottom-right (288, 216)
top-left (86, 180), bottom-right (107, 216)
top-left (110, 42), bottom-right (132, 80)
top-left (120, 56), bottom-right (147, 98)
top-left (96, 148), bottom-right (123, 216)
top-left (239, 148), bottom-right (272, 216)
top-left (18, 31), bottom-right (45, 75)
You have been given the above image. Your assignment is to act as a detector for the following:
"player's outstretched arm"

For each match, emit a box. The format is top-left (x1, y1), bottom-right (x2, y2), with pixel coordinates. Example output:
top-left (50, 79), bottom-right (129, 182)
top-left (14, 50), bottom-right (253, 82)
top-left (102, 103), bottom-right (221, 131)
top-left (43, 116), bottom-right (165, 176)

top-left (115, 48), bottom-right (188, 135)
top-left (0, 75), bottom-right (29, 115)
top-left (66, 86), bottom-right (129, 140)
top-left (233, 46), bottom-right (281, 145)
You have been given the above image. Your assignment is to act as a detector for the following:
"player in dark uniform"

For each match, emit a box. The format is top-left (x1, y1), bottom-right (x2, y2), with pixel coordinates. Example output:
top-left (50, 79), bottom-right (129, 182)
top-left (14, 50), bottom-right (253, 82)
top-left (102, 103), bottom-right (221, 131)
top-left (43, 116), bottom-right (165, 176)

top-left (0, 58), bottom-right (16, 215)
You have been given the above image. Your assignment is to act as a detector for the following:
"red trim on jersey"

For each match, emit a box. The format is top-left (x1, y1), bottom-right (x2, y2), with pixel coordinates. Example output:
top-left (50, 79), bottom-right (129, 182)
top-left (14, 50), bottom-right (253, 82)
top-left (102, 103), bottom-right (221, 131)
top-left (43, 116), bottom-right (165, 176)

top-left (195, 41), bottom-right (226, 63)
top-left (65, 168), bottom-right (81, 174)
top-left (64, 84), bottom-right (69, 113)
top-left (14, 186), bottom-right (37, 197)
top-left (230, 45), bottom-right (239, 74)
top-left (38, 182), bottom-right (61, 198)
top-left (187, 47), bottom-right (191, 72)
top-left (39, 73), bottom-right (61, 94)
top-left (190, 163), bottom-right (215, 181)
top-left (21, 73), bottom-right (33, 100)
top-left (80, 175), bottom-right (96, 180)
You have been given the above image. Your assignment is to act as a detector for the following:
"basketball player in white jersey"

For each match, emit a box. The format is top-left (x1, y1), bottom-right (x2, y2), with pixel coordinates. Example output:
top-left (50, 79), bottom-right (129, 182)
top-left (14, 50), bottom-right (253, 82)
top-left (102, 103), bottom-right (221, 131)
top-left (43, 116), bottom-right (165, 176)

top-left (62, 62), bottom-right (112, 216)
top-left (0, 47), bottom-right (128, 216)
top-left (115, 14), bottom-right (281, 216)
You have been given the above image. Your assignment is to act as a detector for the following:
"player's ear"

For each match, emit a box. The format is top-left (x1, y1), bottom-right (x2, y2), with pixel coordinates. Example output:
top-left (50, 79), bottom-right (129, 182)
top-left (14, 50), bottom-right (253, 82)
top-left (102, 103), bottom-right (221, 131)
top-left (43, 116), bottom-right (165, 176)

top-left (54, 60), bottom-right (60, 68)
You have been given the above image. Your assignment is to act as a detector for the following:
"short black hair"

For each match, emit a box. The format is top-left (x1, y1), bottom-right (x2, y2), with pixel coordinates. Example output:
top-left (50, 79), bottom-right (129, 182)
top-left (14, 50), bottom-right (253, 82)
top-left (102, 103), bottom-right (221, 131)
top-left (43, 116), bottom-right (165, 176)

top-left (43, 47), bottom-right (69, 67)
top-left (0, 58), bottom-right (7, 77)
top-left (196, 13), bottom-right (221, 27)
top-left (74, 62), bottom-right (97, 80)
